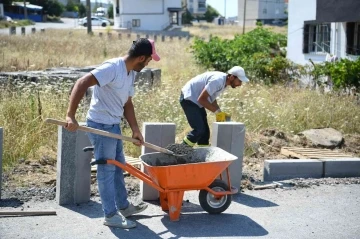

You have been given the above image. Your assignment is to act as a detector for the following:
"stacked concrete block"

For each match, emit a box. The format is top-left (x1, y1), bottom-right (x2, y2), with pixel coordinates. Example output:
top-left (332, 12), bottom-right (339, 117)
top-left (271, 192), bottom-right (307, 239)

top-left (151, 68), bottom-right (161, 87)
top-left (0, 128), bottom-right (3, 199)
top-left (211, 122), bottom-right (245, 190)
top-left (56, 123), bottom-right (92, 205)
top-left (320, 158), bottom-right (360, 178)
top-left (9, 26), bottom-right (16, 35)
top-left (135, 68), bottom-right (162, 89)
top-left (263, 159), bottom-right (323, 181)
top-left (140, 123), bottom-right (176, 201)
top-left (135, 68), bottom-right (152, 88)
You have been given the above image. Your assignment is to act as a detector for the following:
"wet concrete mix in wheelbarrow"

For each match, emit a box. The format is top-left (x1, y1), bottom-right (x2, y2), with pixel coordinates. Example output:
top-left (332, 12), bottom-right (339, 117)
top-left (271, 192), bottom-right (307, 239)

top-left (148, 144), bottom-right (219, 166)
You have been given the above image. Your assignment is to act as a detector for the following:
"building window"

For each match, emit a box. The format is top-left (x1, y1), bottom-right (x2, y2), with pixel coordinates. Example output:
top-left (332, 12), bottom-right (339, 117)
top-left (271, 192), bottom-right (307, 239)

top-left (132, 19), bottom-right (140, 27)
top-left (169, 12), bottom-right (178, 24)
top-left (198, 1), bottom-right (206, 9)
top-left (303, 23), bottom-right (331, 53)
top-left (346, 22), bottom-right (360, 56)
top-left (263, 8), bottom-right (267, 14)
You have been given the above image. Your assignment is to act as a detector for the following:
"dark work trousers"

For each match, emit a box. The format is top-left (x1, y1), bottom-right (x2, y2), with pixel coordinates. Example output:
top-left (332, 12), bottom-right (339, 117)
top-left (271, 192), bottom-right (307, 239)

top-left (180, 93), bottom-right (210, 146)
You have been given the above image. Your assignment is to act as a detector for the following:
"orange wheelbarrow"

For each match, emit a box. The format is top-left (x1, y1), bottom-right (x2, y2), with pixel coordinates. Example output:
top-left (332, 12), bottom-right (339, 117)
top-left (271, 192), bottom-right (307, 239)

top-left (92, 147), bottom-right (238, 221)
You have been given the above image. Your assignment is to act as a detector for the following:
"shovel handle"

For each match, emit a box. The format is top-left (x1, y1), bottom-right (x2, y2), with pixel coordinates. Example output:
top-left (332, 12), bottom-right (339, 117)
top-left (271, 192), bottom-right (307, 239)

top-left (45, 118), bottom-right (175, 155)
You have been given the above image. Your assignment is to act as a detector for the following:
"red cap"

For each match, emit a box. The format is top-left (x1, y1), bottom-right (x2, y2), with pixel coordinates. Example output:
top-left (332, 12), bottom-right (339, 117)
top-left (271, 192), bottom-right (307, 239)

top-left (148, 39), bottom-right (160, 61)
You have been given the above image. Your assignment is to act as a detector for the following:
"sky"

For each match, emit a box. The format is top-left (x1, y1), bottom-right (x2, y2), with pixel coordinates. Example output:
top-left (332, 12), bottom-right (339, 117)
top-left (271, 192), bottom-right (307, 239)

top-left (207, 0), bottom-right (238, 18)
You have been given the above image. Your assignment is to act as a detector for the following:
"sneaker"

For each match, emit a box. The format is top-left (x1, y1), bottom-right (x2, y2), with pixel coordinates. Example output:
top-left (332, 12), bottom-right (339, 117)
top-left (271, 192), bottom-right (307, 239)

top-left (103, 212), bottom-right (136, 229)
top-left (120, 202), bottom-right (148, 218)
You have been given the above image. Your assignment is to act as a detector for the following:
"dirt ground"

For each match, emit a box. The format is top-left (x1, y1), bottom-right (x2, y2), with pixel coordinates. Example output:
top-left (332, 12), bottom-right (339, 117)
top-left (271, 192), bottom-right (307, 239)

top-left (1, 129), bottom-right (360, 203)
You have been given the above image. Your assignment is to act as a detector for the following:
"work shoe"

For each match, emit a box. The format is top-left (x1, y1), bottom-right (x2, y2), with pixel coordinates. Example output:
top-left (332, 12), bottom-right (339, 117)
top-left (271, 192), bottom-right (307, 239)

top-left (103, 212), bottom-right (136, 229)
top-left (120, 202), bottom-right (148, 218)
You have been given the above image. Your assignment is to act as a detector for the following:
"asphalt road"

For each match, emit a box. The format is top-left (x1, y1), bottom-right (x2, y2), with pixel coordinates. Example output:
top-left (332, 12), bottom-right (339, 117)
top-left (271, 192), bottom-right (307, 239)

top-left (0, 18), bottom-right (105, 35)
top-left (1, 184), bottom-right (360, 239)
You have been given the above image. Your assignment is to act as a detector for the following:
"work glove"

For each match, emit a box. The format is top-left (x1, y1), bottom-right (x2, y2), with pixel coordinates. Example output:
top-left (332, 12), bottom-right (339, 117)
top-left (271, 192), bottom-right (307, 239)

top-left (215, 111), bottom-right (231, 122)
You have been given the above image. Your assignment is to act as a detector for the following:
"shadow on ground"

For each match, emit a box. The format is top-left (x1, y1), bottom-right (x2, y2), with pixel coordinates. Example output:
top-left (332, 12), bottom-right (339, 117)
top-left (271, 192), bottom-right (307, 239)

top-left (159, 213), bottom-right (268, 238)
top-left (232, 193), bottom-right (279, 208)
top-left (0, 198), bottom-right (24, 208)
top-left (63, 199), bottom-right (103, 218)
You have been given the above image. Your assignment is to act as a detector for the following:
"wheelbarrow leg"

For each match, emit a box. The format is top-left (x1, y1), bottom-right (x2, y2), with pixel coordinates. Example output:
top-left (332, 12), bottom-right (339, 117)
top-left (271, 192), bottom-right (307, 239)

top-left (167, 191), bottom-right (184, 221)
top-left (159, 192), bottom-right (169, 211)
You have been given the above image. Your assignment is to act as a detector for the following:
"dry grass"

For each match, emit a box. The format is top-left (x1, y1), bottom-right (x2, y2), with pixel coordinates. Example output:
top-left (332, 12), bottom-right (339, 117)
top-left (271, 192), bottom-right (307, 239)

top-left (183, 22), bottom-right (287, 39)
top-left (0, 29), bottom-right (359, 168)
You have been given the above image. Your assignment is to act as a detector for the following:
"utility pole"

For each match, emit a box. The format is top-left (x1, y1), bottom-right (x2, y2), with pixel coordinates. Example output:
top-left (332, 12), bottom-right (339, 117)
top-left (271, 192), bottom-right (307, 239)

top-left (242, 0), bottom-right (247, 34)
top-left (86, 0), bottom-right (92, 34)
top-left (23, 0), bottom-right (28, 19)
top-left (224, 0), bottom-right (226, 18)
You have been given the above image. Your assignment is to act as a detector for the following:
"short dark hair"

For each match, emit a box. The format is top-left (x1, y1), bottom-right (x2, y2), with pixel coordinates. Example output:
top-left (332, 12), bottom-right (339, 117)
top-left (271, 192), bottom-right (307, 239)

top-left (128, 38), bottom-right (152, 58)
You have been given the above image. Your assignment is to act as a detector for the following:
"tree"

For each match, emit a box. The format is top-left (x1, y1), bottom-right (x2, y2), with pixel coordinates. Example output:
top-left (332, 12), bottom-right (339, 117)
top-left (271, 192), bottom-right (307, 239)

top-left (2, 0), bottom-right (13, 6)
top-left (66, 0), bottom-right (77, 12)
top-left (29, 0), bottom-right (64, 16)
top-left (203, 4), bottom-right (220, 22)
top-left (182, 8), bottom-right (194, 24)
top-left (108, 4), bottom-right (113, 19)
top-left (77, 2), bottom-right (86, 18)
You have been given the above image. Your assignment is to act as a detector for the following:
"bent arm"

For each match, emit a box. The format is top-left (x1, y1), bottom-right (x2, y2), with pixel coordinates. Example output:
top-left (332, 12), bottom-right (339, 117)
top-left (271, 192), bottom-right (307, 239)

top-left (67, 73), bottom-right (98, 119)
top-left (197, 89), bottom-right (220, 113)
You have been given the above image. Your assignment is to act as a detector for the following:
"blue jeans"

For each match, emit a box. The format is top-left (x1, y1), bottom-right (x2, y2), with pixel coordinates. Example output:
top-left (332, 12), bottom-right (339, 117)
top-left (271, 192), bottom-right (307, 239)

top-left (86, 119), bottom-right (129, 217)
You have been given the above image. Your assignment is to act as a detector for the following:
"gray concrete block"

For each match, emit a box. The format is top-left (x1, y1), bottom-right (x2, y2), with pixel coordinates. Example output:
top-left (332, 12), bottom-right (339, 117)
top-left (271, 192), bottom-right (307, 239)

top-left (74, 125), bottom-right (92, 203)
top-left (56, 123), bottom-right (92, 205)
top-left (0, 128), bottom-right (3, 199)
top-left (135, 68), bottom-right (152, 88)
top-left (321, 158), bottom-right (360, 178)
top-left (211, 122), bottom-right (245, 190)
top-left (140, 123), bottom-right (176, 201)
top-left (263, 159), bottom-right (323, 181)
top-left (151, 68), bottom-right (161, 87)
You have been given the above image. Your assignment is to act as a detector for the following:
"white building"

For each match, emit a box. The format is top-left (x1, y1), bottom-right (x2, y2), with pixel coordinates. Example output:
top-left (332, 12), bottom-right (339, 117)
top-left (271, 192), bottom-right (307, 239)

top-left (238, 0), bottom-right (288, 27)
top-left (183, 0), bottom-right (206, 16)
top-left (112, 0), bottom-right (183, 31)
top-left (287, 0), bottom-right (360, 65)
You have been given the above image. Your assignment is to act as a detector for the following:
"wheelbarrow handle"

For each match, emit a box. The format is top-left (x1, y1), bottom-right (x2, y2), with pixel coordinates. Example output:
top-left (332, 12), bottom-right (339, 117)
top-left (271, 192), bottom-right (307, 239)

top-left (45, 118), bottom-right (175, 155)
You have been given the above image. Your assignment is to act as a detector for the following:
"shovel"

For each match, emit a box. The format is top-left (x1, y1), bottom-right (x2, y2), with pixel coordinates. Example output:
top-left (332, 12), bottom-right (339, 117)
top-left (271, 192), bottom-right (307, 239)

top-left (45, 118), bottom-right (186, 157)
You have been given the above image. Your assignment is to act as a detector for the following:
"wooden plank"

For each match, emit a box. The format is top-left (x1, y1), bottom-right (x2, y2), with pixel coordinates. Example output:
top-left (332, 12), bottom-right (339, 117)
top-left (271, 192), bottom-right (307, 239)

top-left (281, 147), bottom-right (353, 159)
top-left (297, 153), bottom-right (350, 156)
top-left (280, 148), bottom-right (305, 158)
top-left (0, 211), bottom-right (57, 216)
top-left (289, 150), bottom-right (348, 155)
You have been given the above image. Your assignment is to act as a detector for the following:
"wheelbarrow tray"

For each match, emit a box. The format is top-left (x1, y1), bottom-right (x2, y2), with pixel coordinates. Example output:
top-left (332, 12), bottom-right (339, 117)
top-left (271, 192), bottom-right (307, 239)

top-left (140, 147), bottom-right (238, 191)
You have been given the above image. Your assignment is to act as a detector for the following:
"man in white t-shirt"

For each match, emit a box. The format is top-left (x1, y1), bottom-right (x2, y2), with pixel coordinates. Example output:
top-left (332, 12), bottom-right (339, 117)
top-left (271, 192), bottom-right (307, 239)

top-left (180, 66), bottom-right (249, 147)
top-left (64, 38), bottom-right (160, 229)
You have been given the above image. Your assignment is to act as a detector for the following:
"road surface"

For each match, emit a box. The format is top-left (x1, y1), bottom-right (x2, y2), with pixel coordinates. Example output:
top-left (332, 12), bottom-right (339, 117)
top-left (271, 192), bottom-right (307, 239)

top-left (1, 184), bottom-right (359, 239)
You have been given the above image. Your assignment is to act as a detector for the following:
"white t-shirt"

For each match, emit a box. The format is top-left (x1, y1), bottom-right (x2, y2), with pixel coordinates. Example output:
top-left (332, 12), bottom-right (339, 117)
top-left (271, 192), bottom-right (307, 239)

top-left (181, 71), bottom-right (227, 107)
top-left (86, 57), bottom-right (136, 125)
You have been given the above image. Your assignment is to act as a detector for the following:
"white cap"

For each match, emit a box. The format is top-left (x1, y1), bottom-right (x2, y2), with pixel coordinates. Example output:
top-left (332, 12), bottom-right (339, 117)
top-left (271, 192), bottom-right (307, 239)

top-left (227, 66), bottom-right (249, 83)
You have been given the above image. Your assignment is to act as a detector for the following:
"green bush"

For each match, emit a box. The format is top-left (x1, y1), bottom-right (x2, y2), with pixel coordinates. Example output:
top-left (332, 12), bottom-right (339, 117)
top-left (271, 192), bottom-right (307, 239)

top-left (312, 58), bottom-right (360, 91)
top-left (191, 27), bottom-right (291, 84)
top-left (29, 0), bottom-right (64, 16)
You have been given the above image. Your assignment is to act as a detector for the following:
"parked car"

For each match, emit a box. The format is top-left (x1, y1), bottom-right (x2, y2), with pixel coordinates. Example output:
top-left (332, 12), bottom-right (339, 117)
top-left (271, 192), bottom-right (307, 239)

top-left (0, 15), bottom-right (14, 22)
top-left (78, 16), bottom-right (111, 27)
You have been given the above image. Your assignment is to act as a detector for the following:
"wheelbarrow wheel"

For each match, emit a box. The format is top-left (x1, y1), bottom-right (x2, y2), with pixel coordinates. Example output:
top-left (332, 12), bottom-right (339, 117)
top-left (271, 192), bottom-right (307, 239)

top-left (199, 179), bottom-right (232, 214)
